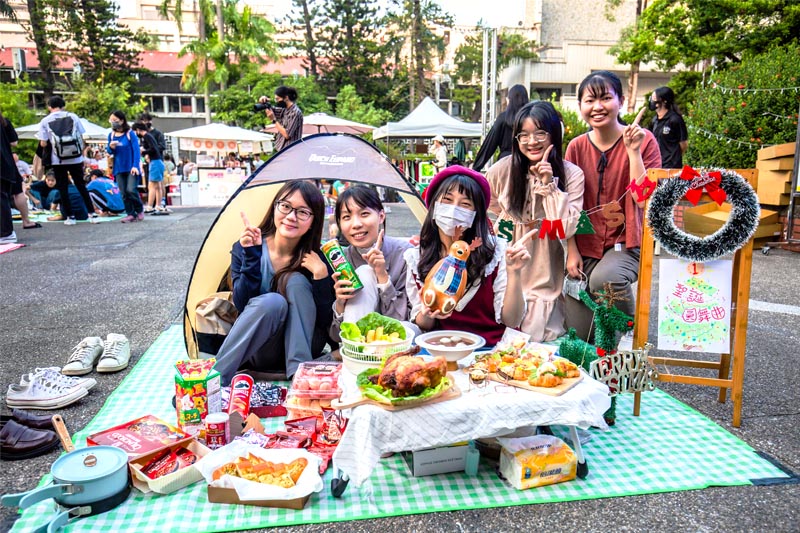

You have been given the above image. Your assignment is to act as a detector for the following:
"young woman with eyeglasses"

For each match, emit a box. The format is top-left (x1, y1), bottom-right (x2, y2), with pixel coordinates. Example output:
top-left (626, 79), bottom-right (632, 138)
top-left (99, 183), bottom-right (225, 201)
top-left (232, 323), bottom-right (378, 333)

top-left (213, 181), bottom-right (335, 383)
top-left (328, 186), bottom-right (413, 341)
top-left (405, 167), bottom-right (530, 346)
top-left (485, 101), bottom-right (585, 342)
top-left (563, 71), bottom-right (661, 342)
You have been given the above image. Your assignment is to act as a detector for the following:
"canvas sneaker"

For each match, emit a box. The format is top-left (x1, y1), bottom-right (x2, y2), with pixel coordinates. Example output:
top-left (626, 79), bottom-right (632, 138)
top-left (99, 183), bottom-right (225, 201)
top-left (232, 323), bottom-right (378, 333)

top-left (121, 215), bottom-right (135, 223)
top-left (89, 213), bottom-right (100, 224)
top-left (22, 367), bottom-right (97, 392)
top-left (97, 334), bottom-right (131, 373)
top-left (6, 373), bottom-right (88, 410)
top-left (136, 212), bottom-right (145, 221)
top-left (62, 337), bottom-right (104, 376)
top-left (64, 217), bottom-right (77, 226)
top-left (0, 232), bottom-right (17, 244)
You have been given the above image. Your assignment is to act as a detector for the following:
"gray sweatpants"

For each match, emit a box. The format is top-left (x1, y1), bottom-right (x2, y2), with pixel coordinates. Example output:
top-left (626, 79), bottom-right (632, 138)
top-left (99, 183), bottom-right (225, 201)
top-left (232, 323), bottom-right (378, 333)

top-left (564, 246), bottom-right (640, 343)
top-left (214, 273), bottom-right (323, 384)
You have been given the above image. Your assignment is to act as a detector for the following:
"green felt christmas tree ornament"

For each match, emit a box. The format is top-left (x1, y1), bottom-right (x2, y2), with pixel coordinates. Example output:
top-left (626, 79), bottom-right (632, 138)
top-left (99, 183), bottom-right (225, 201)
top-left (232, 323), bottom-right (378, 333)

top-left (574, 210), bottom-right (596, 235)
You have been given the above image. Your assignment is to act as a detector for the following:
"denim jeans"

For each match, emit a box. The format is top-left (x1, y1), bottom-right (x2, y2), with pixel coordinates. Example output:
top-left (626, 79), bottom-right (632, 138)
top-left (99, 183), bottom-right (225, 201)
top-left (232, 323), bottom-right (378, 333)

top-left (115, 172), bottom-right (143, 216)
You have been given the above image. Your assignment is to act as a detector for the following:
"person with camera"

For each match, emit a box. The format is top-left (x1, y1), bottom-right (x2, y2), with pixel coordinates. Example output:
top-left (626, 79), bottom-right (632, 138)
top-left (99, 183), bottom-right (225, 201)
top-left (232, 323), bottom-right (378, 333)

top-left (258, 86), bottom-right (304, 153)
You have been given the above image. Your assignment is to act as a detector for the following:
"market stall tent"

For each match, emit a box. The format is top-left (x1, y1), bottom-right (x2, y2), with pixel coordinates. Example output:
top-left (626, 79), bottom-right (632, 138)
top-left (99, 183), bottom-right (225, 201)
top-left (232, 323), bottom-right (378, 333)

top-left (264, 112), bottom-right (375, 136)
top-left (14, 118), bottom-right (110, 141)
top-left (166, 123), bottom-right (273, 153)
top-left (183, 133), bottom-right (427, 357)
top-left (372, 97), bottom-right (482, 140)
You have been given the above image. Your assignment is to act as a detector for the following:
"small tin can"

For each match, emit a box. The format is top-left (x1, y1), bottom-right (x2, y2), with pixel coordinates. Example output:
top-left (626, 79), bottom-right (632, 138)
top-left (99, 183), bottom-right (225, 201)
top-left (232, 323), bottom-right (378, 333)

top-left (322, 239), bottom-right (363, 290)
top-left (227, 374), bottom-right (254, 419)
top-left (205, 412), bottom-right (230, 449)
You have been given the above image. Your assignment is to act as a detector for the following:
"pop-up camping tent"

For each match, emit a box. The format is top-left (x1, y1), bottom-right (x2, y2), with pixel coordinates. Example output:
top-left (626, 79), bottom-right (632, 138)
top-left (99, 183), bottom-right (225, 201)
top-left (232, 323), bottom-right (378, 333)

top-left (372, 97), bottom-right (482, 140)
top-left (183, 133), bottom-right (427, 357)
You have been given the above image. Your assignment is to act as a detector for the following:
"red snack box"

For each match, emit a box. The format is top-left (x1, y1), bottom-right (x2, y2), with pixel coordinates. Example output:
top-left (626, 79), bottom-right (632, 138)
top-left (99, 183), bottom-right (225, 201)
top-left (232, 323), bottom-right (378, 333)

top-left (87, 415), bottom-right (191, 459)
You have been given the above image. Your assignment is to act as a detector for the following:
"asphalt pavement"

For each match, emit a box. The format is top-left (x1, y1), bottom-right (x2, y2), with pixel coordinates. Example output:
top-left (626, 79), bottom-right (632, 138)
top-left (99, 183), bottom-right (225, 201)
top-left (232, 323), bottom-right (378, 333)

top-left (1, 204), bottom-right (797, 532)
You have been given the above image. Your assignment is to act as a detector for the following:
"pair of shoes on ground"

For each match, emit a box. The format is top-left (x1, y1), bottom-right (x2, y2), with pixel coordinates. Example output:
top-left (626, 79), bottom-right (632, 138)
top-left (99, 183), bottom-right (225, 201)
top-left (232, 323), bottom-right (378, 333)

top-left (0, 409), bottom-right (62, 460)
top-left (151, 206), bottom-right (170, 216)
top-left (62, 334), bottom-right (131, 376)
top-left (121, 213), bottom-right (145, 223)
top-left (6, 367), bottom-right (95, 410)
top-left (0, 232), bottom-right (18, 244)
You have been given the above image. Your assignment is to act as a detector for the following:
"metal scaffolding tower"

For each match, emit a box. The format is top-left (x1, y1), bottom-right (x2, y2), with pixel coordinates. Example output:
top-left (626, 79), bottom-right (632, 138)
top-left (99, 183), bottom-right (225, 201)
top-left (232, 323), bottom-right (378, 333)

top-left (480, 27), bottom-right (498, 140)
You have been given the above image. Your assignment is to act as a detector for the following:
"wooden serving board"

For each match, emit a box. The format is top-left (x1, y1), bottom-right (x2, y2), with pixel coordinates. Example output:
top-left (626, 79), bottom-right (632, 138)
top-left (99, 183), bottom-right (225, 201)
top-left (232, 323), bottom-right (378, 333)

top-left (486, 373), bottom-right (582, 396)
top-left (331, 380), bottom-right (461, 411)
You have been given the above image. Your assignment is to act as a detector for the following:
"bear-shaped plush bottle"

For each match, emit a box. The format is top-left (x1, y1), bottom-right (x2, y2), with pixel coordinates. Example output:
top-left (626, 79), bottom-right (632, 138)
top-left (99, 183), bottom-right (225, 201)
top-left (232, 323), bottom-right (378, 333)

top-left (422, 237), bottom-right (482, 314)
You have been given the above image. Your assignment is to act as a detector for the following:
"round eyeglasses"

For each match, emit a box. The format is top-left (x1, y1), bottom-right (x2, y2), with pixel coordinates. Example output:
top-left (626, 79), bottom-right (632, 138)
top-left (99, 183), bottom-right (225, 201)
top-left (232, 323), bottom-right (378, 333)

top-left (275, 201), bottom-right (313, 221)
top-left (515, 131), bottom-right (550, 144)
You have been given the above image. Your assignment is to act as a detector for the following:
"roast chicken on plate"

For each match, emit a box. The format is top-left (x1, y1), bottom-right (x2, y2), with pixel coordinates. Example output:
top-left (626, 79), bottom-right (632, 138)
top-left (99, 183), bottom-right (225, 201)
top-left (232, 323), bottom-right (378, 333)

top-left (368, 350), bottom-right (447, 397)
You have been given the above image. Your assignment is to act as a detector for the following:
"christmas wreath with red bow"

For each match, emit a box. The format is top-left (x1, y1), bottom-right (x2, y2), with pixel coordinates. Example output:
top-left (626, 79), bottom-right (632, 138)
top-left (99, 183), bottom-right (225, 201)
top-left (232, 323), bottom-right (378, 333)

top-left (647, 167), bottom-right (760, 262)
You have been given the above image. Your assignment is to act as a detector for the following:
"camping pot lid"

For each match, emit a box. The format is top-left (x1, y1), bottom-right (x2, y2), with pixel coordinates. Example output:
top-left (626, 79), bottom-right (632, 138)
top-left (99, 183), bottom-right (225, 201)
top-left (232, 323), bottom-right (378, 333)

top-left (51, 446), bottom-right (128, 482)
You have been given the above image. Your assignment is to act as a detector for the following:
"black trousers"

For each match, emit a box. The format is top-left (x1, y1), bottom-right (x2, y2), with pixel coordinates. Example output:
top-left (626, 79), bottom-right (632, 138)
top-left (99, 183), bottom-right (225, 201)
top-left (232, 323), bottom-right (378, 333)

top-left (0, 179), bottom-right (13, 238)
top-left (53, 163), bottom-right (93, 218)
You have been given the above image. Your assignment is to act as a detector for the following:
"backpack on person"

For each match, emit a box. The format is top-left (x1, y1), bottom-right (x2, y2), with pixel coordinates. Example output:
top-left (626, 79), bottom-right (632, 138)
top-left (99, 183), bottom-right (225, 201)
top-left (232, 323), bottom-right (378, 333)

top-left (47, 114), bottom-right (83, 160)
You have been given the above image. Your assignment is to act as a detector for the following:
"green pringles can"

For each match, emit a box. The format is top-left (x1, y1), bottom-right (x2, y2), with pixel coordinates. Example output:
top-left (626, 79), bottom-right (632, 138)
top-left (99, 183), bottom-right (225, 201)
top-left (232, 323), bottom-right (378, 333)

top-left (322, 239), bottom-right (363, 291)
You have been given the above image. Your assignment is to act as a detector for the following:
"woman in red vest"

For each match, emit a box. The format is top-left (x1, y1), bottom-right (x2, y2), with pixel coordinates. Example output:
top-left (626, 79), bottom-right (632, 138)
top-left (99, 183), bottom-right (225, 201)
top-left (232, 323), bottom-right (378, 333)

top-left (404, 167), bottom-right (529, 346)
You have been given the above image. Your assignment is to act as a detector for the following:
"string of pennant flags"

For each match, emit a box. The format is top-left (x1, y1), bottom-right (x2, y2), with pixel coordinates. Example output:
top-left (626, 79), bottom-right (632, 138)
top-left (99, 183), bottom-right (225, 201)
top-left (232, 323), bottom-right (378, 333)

top-left (688, 125), bottom-right (776, 151)
top-left (710, 83), bottom-right (800, 94)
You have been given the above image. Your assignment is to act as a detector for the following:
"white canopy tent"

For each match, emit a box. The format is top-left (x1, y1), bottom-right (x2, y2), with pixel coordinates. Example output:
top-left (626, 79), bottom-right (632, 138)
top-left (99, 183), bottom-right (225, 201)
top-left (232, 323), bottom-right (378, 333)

top-left (264, 112), bottom-right (375, 136)
top-left (14, 118), bottom-right (110, 141)
top-left (372, 97), bottom-right (482, 140)
top-left (166, 123), bottom-right (273, 154)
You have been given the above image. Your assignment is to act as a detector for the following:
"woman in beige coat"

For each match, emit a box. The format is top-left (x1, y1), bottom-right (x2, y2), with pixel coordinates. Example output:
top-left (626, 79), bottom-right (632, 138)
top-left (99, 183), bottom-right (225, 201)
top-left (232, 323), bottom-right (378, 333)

top-left (486, 101), bottom-right (585, 341)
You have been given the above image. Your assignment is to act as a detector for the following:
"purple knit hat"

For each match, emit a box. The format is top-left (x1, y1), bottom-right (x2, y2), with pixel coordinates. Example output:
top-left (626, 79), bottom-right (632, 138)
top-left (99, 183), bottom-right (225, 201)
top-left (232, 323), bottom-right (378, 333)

top-left (424, 165), bottom-right (491, 208)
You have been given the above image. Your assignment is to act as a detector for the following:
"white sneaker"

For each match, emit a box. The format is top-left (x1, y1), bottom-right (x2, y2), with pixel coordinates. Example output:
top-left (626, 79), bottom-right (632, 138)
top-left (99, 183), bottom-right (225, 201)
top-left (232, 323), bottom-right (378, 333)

top-left (6, 372), bottom-right (88, 410)
top-left (62, 337), bottom-right (104, 376)
top-left (89, 214), bottom-right (100, 224)
top-left (0, 231), bottom-right (17, 244)
top-left (23, 367), bottom-right (97, 391)
top-left (64, 217), bottom-right (77, 226)
top-left (97, 334), bottom-right (131, 373)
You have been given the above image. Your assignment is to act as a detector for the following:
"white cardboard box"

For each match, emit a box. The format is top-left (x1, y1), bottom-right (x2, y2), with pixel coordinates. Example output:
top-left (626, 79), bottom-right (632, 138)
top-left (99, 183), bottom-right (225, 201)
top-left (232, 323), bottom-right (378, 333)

top-left (403, 444), bottom-right (468, 476)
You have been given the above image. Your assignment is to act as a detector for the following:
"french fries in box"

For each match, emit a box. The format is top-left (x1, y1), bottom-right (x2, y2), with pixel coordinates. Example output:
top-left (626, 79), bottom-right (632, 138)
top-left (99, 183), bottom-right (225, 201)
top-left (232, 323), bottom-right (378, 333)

top-left (196, 441), bottom-right (322, 502)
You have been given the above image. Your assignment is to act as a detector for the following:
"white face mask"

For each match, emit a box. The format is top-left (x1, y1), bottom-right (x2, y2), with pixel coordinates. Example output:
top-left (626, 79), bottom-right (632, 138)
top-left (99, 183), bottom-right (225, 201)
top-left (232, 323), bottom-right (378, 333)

top-left (433, 202), bottom-right (476, 237)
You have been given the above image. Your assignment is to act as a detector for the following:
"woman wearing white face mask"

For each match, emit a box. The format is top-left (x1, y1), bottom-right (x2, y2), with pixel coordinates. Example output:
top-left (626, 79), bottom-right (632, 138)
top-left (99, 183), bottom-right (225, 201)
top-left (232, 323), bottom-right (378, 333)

top-left (404, 166), bottom-right (530, 346)
top-left (328, 186), bottom-right (412, 341)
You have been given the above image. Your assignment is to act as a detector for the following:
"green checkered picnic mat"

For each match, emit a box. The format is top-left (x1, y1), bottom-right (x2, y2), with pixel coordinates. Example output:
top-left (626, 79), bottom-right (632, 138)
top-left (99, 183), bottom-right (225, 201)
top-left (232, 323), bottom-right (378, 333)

top-left (13, 212), bottom-right (123, 224)
top-left (11, 326), bottom-right (789, 533)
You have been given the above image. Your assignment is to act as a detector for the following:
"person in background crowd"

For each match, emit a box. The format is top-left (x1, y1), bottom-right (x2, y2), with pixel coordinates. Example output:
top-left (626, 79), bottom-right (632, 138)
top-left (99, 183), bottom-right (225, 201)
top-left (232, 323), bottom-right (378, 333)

top-left (648, 86), bottom-right (689, 169)
top-left (259, 85), bottom-right (303, 153)
top-left (472, 84), bottom-right (530, 171)
top-left (212, 181), bottom-right (335, 384)
top-left (1, 111), bottom-right (20, 243)
top-left (163, 153), bottom-right (176, 175)
top-left (430, 135), bottom-right (448, 173)
top-left (564, 70), bottom-right (661, 343)
top-left (132, 121), bottom-right (168, 215)
top-left (37, 96), bottom-right (96, 225)
top-left (106, 110), bottom-right (143, 223)
top-left (10, 153), bottom-right (40, 227)
top-left (328, 186), bottom-right (412, 342)
top-left (32, 170), bottom-right (89, 221)
top-left (14, 153), bottom-right (32, 180)
top-left (27, 172), bottom-right (59, 210)
top-left (487, 101), bottom-right (585, 342)
top-left (137, 112), bottom-right (167, 155)
top-left (86, 169), bottom-right (125, 216)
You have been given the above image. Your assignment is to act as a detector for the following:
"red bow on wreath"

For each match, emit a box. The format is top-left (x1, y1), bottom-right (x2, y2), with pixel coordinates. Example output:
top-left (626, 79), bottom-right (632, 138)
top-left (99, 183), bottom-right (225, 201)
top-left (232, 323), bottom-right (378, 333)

top-left (680, 166), bottom-right (726, 206)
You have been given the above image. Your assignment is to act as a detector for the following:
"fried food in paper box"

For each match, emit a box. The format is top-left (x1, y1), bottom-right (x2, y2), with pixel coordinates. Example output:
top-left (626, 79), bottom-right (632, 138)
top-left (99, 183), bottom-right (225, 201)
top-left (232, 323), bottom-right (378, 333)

top-left (212, 453), bottom-right (309, 488)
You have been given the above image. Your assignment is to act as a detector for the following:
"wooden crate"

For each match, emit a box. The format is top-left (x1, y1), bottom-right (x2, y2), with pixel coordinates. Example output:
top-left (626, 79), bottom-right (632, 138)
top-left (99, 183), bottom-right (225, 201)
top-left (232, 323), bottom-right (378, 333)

top-left (756, 157), bottom-right (795, 171)
top-left (757, 142), bottom-right (796, 160)
top-left (757, 189), bottom-right (791, 206)
top-left (683, 203), bottom-right (780, 238)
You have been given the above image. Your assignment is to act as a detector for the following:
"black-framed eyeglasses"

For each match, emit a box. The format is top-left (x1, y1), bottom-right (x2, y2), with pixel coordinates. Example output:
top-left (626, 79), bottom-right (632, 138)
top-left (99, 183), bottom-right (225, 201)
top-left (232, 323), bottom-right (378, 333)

top-left (275, 201), bottom-right (313, 221)
top-left (515, 131), bottom-right (550, 144)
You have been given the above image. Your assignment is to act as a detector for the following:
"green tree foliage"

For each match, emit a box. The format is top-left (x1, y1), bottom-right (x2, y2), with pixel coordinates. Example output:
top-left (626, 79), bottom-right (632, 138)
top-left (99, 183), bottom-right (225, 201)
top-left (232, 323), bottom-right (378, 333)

top-left (452, 27), bottom-right (538, 120)
top-left (552, 102), bottom-right (588, 153)
top-left (179, 1), bottom-right (279, 93)
top-left (685, 44), bottom-right (800, 168)
top-left (334, 84), bottom-right (392, 127)
top-left (286, 0), bottom-right (323, 77)
top-left (0, 78), bottom-right (38, 128)
top-left (50, 0), bottom-right (150, 85)
top-left (211, 71), bottom-right (330, 130)
top-left (612, 0), bottom-right (800, 70)
top-left (66, 77), bottom-right (147, 126)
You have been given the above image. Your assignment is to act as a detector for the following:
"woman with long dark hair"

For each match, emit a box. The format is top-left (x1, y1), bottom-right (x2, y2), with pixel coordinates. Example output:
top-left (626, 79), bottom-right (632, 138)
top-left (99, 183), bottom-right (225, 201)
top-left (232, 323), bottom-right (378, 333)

top-left (472, 84), bottom-right (529, 171)
top-left (106, 110), bottom-right (143, 222)
top-left (328, 186), bottom-right (412, 341)
top-left (405, 167), bottom-right (529, 346)
top-left (564, 70), bottom-right (661, 343)
top-left (486, 101), bottom-right (585, 341)
top-left (213, 181), bottom-right (335, 383)
top-left (648, 86), bottom-right (688, 168)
